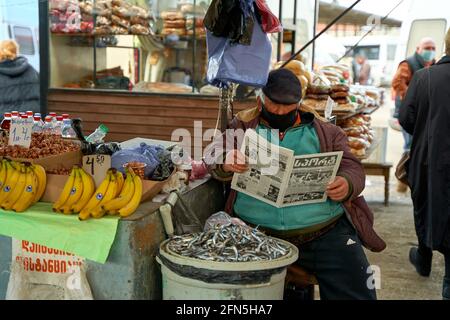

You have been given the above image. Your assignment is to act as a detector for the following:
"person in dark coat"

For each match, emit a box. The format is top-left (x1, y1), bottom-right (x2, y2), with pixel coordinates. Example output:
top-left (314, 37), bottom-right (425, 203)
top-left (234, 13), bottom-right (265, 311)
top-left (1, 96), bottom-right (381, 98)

top-left (399, 28), bottom-right (450, 300)
top-left (0, 40), bottom-right (40, 114)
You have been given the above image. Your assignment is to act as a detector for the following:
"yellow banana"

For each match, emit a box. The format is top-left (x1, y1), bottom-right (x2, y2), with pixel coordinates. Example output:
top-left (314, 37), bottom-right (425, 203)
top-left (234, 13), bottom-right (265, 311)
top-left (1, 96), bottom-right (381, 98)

top-left (118, 173), bottom-right (143, 218)
top-left (2, 164), bottom-right (27, 211)
top-left (12, 167), bottom-right (38, 213)
top-left (91, 170), bottom-right (118, 219)
top-left (71, 167), bottom-right (95, 213)
top-left (115, 171), bottom-right (124, 197)
top-left (78, 171), bottom-right (111, 221)
top-left (30, 164), bottom-right (47, 204)
top-left (53, 167), bottom-right (77, 212)
top-left (102, 169), bottom-right (135, 214)
top-left (0, 161), bottom-right (20, 205)
top-left (0, 160), bottom-right (7, 190)
top-left (59, 168), bottom-right (84, 215)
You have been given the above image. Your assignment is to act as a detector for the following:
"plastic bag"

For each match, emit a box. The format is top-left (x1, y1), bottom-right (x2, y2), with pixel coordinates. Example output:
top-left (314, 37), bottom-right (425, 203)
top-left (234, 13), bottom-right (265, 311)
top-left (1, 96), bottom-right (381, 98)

top-left (6, 260), bottom-right (93, 300)
top-left (204, 212), bottom-right (249, 231)
top-left (204, 0), bottom-right (253, 45)
top-left (111, 150), bottom-right (159, 177)
top-left (206, 13), bottom-right (272, 88)
top-left (254, 0), bottom-right (282, 33)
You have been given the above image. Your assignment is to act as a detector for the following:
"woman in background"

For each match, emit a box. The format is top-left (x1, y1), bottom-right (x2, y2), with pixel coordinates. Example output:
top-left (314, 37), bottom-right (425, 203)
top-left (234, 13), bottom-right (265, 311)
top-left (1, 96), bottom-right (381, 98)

top-left (0, 40), bottom-right (40, 113)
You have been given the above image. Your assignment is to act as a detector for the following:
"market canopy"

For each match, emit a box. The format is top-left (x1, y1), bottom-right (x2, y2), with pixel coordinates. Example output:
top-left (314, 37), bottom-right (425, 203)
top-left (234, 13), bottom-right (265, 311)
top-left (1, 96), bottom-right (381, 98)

top-left (319, 1), bottom-right (402, 27)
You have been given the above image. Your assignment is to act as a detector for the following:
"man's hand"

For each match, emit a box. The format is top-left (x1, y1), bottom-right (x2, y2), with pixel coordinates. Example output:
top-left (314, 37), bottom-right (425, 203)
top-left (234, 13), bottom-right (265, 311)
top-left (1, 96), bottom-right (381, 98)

top-left (223, 150), bottom-right (249, 174)
top-left (327, 176), bottom-right (350, 202)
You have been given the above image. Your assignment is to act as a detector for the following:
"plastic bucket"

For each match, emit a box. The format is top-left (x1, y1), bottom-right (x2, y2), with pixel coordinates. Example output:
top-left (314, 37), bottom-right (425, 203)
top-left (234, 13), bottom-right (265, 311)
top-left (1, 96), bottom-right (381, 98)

top-left (156, 238), bottom-right (299, 300)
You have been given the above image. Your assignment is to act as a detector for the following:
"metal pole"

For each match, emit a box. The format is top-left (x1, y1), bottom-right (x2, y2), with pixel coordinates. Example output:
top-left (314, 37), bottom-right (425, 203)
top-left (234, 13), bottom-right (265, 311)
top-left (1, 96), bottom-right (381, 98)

top-left (192, 0), bottom-right (197, 92)
top-left (279, 0), bottom-right (361, 69)
top-left (219, 87), bottom-right (232, 132)
top-left (38, 0), bottom-right (49, 115)
top-left (312, 0), bottom-right (319, 69)
top-left (277, 0), bottom-right (283, 62)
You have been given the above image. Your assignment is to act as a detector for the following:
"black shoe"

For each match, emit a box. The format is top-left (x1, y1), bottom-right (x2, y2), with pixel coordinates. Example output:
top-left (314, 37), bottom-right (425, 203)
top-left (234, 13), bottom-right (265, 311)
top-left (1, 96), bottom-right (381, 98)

top-left (409, 247), bottom-right (432, 277)
top-left (444, 277), bottom-right (450, 300)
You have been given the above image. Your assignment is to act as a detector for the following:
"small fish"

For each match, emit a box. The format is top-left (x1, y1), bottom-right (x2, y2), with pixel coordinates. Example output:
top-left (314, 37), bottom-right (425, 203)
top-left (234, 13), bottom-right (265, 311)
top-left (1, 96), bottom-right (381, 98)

top-left (167, 223), bottom-right (291, 262)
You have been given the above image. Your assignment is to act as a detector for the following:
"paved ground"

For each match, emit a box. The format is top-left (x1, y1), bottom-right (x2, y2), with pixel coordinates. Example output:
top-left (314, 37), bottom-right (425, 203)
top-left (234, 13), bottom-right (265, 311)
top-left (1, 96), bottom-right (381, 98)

top-left (361, 92), bottom-right (445, 300)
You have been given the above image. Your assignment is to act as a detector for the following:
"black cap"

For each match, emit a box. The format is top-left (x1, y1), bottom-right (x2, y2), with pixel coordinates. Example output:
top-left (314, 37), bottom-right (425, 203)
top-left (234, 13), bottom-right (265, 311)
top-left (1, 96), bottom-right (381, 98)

top-left (262, 68), bottom-right (302, 105)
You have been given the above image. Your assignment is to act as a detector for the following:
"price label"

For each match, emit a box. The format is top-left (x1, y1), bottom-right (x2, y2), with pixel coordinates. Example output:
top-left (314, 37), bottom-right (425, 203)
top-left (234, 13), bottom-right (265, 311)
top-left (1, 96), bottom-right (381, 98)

top-left (325, 96), bottom-right (336, 120)
top-left (82, 155), bottom-right (111, 187)
top-left (8, 121), bottom-right (33, 149)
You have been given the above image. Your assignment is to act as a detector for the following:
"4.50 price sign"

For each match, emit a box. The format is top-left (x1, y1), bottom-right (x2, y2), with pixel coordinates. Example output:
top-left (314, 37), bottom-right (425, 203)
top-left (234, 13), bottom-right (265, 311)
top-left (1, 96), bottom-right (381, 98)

top-left (8, 121), bottom-right (33, 149)
top-left (82, 155), bottom-right (111, 187)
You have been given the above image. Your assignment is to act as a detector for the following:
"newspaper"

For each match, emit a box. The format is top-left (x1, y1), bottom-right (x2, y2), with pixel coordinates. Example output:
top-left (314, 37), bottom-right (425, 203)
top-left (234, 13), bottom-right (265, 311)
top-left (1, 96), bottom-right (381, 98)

top-left (231, 129), bottom-right (343, 208)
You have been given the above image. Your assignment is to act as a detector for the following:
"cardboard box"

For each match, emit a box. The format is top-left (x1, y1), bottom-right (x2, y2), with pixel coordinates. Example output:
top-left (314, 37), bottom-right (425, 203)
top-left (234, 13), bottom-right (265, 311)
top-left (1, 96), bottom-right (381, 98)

top-left (41, 173), bottom-right (171, 204)
top-left (10, 150), bottom-right (83, 172)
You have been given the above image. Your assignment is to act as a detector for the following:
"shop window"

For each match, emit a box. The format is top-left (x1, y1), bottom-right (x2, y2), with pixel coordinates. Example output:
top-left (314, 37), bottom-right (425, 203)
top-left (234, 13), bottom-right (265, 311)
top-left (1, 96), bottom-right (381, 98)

top-left (47, 0), bottom-right (316, 95)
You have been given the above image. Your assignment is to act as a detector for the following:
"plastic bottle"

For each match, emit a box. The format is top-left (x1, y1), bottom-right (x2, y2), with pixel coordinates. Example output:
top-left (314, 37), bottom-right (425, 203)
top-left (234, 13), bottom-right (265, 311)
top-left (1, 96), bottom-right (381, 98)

top-left (54, 116), bottom-right (63, 136)
top-left (26, 111), bottom-right (34, 119)
top-left (33, 116), bottom-right (43, 133)
top-left (61, 119), bottom-right (76, 138)
top-left (43, 116), bottom-right (54, 135)
top-left (1, 113), bottom-right (12, 131)
top-left (19, 115), bottom-right (28, 128)
top-left (48, 112), bottom-right (57, 127)
top-left (86, 124), bottom-right (109, 143)
top-left (62, 114), bottom-right (70, 120)
top-left (11, 111), bottom-right (19, 120)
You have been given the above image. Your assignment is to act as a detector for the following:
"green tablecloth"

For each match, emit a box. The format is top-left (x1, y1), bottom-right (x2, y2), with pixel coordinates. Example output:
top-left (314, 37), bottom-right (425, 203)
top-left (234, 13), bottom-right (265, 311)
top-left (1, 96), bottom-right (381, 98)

top-left (0, 202), bottom-right (119, 264)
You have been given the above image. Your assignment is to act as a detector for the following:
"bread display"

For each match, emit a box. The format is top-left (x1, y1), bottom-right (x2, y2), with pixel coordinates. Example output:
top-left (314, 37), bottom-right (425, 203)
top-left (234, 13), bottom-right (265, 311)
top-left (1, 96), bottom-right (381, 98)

top-left (341, 114), bottom-right (375, 158)
top-left (50, 0), bottom-right (152, 35)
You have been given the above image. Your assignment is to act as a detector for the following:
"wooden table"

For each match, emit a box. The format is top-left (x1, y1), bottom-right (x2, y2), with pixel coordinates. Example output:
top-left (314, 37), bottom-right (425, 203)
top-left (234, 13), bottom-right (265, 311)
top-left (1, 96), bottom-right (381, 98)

top-left (361, 127), bottom-right (392, 206)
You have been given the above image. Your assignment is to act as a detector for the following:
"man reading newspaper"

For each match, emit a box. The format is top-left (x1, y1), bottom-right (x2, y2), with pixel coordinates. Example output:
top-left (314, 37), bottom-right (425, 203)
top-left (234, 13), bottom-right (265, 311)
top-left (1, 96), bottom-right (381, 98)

top-left (206, 69), bottom-right (385, 300)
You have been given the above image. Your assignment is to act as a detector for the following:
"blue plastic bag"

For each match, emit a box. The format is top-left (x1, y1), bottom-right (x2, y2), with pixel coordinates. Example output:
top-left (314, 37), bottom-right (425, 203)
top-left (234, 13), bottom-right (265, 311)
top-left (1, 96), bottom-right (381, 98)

top-left (111, 142), bottom-right (164, 177)
top-left (206, 12), bottom-right (272, 88)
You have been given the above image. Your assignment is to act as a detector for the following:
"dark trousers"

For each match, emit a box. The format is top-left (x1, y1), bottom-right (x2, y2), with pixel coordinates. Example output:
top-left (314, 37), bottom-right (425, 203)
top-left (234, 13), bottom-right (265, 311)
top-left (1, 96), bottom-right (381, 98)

top-left (295, 216), bottom-right (377, 300)
top-left (417, 242), bottom-right (450, 281)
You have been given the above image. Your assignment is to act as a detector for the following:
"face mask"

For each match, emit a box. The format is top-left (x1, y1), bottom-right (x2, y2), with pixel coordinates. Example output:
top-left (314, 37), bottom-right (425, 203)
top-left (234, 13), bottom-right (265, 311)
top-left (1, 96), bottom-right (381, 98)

top-left (420, 50), bottom-right (436, 62)
top-left (261, 103), bottom-right (298, 132)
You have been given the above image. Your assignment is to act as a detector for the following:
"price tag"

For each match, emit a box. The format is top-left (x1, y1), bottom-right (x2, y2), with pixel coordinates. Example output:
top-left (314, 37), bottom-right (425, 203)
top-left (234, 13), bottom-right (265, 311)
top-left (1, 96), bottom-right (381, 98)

top-left (325, 96), bottom-right (336, 120)
top-left (8, 121), bottom-right (33, 149)
top-left (82, 155), bottom-right (111, 187)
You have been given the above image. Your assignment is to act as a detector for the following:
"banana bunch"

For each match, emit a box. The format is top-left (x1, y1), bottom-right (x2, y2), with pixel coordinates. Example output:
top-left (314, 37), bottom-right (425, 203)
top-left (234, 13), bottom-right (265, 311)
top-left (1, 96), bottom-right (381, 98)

top-left (0, 159), bottom-right (47, 212)
top-left (52, 166), bottom-right (96, 215)
top-left (53, 167), bottom-right (142, 220)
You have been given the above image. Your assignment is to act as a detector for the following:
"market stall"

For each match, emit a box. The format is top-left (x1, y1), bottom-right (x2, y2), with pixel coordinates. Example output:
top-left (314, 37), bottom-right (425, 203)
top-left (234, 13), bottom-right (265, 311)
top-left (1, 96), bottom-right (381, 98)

top-left (0, 0), bottom-right (392, 301)
top-left (0, 122), bottom-right (227, 299)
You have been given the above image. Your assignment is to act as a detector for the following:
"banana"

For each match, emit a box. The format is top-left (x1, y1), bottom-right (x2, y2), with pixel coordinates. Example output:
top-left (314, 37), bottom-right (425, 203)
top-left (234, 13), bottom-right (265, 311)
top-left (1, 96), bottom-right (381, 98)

top-left (71, 167), bottom-right (95, 213)
top-left (91, 170), bottom-right (118, 219)
top-left (30, 164), bottom-right (47, 204)
top-left (115, 171), bottom-right (124, 197)
top-left (118, 172), bottom-right (143, 218)
top-left (2, 164), bottom-right (27, 211)
top-left (59, 168), bottom-right (84, 215)
top-left (12, 167), bottom-right (38, 213)
top-left (53, 167), bottom-right (77, 212)
top-left (0, 160), bottom-right (7, 190)
top-left (102, 169), bottom-right (135, 214)
top-left (78, 171), bottom-right (111, 221)
top-left (0, 161), bottom-right (21, 205)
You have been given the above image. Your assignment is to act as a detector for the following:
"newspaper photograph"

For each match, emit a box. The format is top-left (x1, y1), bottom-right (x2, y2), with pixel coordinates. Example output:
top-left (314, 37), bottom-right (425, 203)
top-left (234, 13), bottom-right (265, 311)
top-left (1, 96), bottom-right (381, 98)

top-left (231, 130), bottom-right (294, 207)
top-left (283, 152), bottom-right (344, 206)
top-left (231, 130), bottom-right (343, 208)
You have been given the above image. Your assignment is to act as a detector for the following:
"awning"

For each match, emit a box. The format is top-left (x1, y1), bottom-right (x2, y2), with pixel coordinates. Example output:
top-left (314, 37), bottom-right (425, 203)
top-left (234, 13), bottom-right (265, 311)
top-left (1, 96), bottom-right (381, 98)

top-left (319, 1), bottom-right (402, 27)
